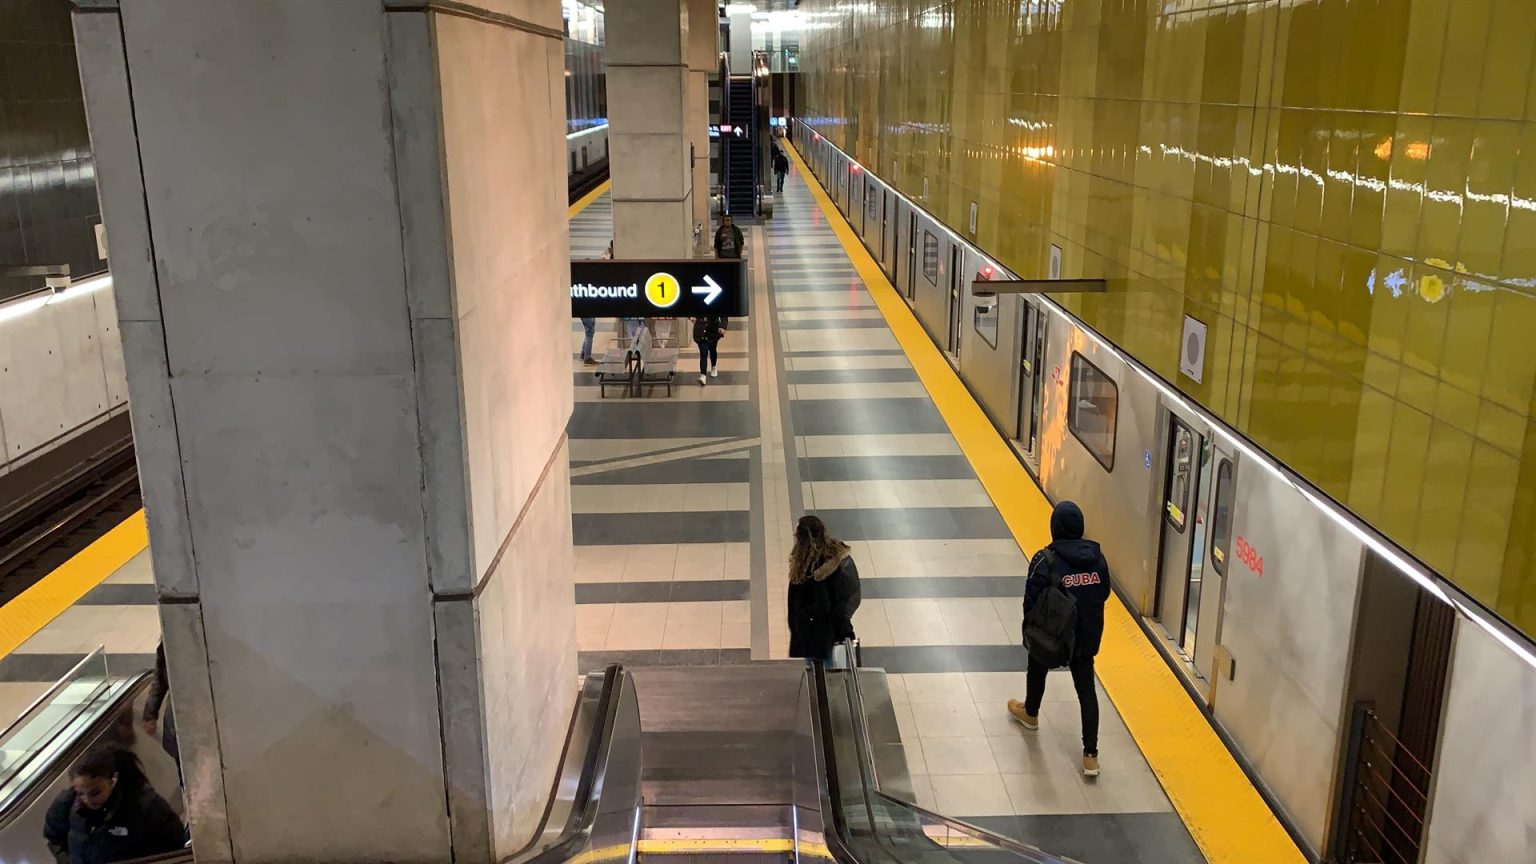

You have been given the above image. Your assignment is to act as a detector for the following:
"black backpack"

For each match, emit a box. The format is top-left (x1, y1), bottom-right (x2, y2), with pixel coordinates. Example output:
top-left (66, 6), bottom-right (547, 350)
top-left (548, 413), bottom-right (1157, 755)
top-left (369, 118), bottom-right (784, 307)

top-left (1022, 550), bottom-right (1077, 667)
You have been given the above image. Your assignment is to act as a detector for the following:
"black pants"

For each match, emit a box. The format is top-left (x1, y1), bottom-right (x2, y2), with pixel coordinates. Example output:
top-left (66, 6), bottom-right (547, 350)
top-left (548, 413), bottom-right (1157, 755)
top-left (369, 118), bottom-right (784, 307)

top-left (776, 171), bottom-right (786, 191)
top-left (1024, 653), bottom-right (1099, 755)
top-left (696, 339), bottom-right (718, 375)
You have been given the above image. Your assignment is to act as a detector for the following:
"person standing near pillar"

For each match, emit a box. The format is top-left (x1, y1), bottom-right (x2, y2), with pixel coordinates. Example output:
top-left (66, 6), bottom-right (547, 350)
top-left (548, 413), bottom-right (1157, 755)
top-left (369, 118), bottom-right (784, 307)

top-left (714, 213), bottom-right (744, 259)
top-left (692, 314), bottom-right (727, 385)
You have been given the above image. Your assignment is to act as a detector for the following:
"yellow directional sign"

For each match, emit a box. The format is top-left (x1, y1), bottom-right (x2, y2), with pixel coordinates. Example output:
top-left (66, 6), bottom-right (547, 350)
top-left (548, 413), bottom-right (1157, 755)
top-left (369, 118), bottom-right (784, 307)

top-left (644, 271), bottom-right (681, 308)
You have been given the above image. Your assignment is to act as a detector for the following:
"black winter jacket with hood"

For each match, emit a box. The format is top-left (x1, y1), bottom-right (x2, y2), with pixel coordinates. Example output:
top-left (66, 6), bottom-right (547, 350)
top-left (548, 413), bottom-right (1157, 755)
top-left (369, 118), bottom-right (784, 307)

top-left (1023, 501), bottom-right (1113, 660)
top-left (787, 542), bottom-right (860, 659)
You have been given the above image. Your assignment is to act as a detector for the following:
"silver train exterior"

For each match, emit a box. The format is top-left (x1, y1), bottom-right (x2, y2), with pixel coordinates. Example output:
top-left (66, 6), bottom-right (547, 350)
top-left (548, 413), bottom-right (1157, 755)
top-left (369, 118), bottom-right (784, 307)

top-left (567, 123), bottom-right (608, 193)
top-left (794, 119), bottom-right (1536, 864)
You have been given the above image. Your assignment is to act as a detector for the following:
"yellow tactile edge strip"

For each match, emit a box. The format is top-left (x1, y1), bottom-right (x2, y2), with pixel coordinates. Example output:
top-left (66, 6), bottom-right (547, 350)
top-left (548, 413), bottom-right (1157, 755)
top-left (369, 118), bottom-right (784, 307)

top-left (569, 178), bottom-right (612, 220)
top-left (0, 179), bottom-right (616, 663)
top-left (0, 511), bottom-right (148, 658)
top-left (784, 142), bottom-right (1306, 864)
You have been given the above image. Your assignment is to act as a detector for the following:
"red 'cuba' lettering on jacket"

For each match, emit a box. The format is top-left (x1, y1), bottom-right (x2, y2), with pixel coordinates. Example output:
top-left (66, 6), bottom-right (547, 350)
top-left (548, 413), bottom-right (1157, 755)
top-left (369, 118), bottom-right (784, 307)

top-left (1061, 571), bottom-right (1103, 588)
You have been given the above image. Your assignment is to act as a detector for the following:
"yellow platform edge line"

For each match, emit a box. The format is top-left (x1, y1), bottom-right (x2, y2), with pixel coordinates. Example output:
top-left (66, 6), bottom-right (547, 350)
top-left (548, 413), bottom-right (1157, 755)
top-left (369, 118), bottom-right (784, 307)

top-left (569, 178), bottom-right (613, 220)
top-left (784, 143), bottom-right (1305, 864)
top-left (0, 511), bottom-right (148, 658)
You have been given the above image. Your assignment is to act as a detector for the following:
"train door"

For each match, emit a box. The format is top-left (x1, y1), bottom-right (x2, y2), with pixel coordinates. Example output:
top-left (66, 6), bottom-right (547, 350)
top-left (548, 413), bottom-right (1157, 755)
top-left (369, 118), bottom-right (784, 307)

top-left (905, 213), bottom-right (918, 301)
top-left (945, 244), bottom-right (963, 355)
top-left (1152, 408), bottom-right (1232, 689)
top-left (1015, 302), bottom-right (1048, 462)
top-left (884, 191), bottom-right (896, 277)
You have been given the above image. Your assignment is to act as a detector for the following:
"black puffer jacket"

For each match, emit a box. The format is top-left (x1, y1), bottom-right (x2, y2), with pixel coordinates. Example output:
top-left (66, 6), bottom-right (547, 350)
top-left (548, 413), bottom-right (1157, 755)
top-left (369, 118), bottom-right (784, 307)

top-left (693, 316), bottom-right (728, 344)
top-left (44, 782), bottom-right (184, 864)
top-left (788, 544), bottom-right (861, 659)
top-left (1023, 502), bottom-right (1112, 660)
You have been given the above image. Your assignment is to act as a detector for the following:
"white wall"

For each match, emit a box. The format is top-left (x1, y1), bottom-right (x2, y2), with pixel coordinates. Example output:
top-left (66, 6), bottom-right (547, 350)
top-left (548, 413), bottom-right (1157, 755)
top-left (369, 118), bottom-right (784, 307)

top-left (1423, 621), bottom-right (1536, 864)
top-left (0, 284), bottom-right (127, 474)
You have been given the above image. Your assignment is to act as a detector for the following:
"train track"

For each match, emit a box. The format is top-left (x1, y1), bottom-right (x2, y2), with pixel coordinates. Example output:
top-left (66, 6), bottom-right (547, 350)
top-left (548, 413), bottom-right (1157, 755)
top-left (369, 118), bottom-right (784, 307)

top-left (0, 165), bottom-right (612, 599)
top-left (0, 432), bottom-right (142, 604)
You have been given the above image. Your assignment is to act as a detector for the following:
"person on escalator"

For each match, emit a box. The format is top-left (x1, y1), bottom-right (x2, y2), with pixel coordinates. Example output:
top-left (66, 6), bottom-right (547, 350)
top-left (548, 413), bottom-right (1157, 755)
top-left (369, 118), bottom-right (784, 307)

top-left (143, 641), bottom-right (181, 782)
top-left (787, 515), bottom-right (862, 666)
top-left (44, 746), bottom-right (186, 864)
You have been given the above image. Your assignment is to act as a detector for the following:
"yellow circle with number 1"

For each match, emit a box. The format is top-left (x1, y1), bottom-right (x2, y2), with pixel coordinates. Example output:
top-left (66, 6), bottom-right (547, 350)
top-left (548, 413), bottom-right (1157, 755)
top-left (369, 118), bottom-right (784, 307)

top-left (644, 272), bottom-right (681, 309)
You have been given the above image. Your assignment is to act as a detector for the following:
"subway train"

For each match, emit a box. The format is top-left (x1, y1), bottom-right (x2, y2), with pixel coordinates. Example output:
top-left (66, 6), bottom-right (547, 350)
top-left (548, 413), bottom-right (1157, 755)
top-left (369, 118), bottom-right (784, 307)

top-left (567, 123), bottom-right (609, 200)
top-left (794, 119), bottom-right (1535, 864)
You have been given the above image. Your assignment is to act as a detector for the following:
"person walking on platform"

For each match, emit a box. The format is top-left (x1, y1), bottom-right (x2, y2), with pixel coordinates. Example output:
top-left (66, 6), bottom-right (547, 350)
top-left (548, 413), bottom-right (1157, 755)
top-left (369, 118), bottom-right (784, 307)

top-left (787, 515), bottom-right (862, 666)
top-left (714, 213), bottom-right (745, 259)
top-left (773, 147), bottom-right (790, 192)
top-left (692, 315), bottom-right (728, 385)
top-left (579, 317), bottom-right (598, 366)
top-left (1009, 500), bottom-right (1112, 777)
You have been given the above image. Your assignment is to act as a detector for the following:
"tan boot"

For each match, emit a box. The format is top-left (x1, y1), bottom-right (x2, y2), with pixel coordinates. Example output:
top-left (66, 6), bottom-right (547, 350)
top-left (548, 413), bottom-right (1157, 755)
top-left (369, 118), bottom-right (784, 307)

top-left (1082, 753), bottom-right (1100, 777)
top-left (1006, 699), bottom-right (1039, 731)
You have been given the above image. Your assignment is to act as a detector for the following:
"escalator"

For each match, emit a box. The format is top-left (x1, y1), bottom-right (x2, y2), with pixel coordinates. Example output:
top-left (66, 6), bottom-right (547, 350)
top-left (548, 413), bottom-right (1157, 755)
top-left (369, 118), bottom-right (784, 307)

top-left (512, 646), bottom-right (1079, 864)
top-left (0, 648), bottom-right (1077, 864)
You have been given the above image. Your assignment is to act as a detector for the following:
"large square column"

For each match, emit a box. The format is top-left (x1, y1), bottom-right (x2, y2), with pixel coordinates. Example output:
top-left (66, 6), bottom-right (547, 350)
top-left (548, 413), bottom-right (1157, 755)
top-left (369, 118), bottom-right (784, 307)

top-left (73, 2), bottom-right (576, 862)
top-left (607, 0), bottom-right (695, 258)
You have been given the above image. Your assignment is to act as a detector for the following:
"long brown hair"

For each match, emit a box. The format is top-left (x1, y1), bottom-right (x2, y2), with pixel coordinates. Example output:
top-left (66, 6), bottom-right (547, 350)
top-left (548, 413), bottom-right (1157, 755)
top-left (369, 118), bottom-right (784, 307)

top-left (789, 515), bottom-right (841, 584)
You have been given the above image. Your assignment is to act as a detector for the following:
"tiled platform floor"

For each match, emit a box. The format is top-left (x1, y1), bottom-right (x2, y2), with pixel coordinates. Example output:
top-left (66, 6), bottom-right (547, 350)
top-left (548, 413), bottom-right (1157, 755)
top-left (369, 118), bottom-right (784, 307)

top-left (567, 166), bottom-right (1206, 863)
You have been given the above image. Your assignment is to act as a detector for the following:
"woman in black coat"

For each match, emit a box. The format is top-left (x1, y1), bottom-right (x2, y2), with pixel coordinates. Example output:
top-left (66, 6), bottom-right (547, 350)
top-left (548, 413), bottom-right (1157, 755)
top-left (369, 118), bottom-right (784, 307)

top-left (44, 746), bottom-right (185, 864)
top-left (787, 515), bottom-right (861, 664)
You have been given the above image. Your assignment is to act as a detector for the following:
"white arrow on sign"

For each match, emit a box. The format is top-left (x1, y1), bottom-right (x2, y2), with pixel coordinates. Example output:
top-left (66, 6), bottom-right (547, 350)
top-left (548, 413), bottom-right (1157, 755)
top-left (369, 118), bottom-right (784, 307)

top-left (692, 275), bottom-right (724, 305)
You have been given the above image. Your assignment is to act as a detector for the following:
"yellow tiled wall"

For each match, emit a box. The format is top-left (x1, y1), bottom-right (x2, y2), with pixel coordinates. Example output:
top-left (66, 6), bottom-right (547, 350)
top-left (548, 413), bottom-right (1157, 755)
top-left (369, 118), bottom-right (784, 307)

top-left (800, 0), bottom-right (1536, 636)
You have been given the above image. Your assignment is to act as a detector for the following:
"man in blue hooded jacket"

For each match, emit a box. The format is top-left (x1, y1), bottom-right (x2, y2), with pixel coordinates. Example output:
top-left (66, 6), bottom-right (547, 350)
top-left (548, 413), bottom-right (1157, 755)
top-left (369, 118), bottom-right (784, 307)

top-left (1008, 500), bottom-right (1113, 776)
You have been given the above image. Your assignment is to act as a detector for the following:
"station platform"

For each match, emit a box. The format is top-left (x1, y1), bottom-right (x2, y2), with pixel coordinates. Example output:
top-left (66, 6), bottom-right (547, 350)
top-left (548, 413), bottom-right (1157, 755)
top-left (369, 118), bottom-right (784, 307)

top-left (0, 160), bottom-right (1306, 864)
top-left (564, 172), bottom-right (1214, 862)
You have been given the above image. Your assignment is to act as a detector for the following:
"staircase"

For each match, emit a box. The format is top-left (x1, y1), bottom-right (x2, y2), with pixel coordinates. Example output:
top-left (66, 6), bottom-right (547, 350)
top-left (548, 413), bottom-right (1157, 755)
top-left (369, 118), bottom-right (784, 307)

top-left (724, 76), bottom-right (756, 219)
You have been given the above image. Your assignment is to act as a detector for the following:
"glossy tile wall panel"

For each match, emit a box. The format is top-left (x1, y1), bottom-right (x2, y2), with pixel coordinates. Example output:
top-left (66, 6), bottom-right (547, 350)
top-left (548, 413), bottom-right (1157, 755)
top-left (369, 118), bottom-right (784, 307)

top-left (0, 0), bottom-right (101, 301)
top-left (801, 0), bottom-right (1536, 637)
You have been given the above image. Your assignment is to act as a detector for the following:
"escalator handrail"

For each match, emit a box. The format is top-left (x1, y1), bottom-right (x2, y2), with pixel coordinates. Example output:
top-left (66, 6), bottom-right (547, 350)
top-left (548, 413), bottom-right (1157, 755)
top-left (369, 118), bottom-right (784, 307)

top-left (0, 671), bottom-right (151, 835)
top-left (505, 664), bottom-right (629, 864)
top-left (826, 648), bottom-right (1084, 864)
top-left (809, 662), bottom-right (893, 864)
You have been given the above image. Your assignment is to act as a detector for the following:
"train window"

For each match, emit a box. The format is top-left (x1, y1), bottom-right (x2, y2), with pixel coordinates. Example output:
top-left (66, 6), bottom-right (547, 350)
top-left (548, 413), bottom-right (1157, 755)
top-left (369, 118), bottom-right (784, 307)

top-left (1164, 422), bottom-right (1193, 531)
top-left (922, 231), bottom-right (939, 284)
top-left (866, 181), bottom-right (877, 222)
top-left (973, 299), bottom-right (998, 348)
top-left (1068, 353), bottom-right (1117, 471)
top-left (1210, 459), bottom-right (1235, 575)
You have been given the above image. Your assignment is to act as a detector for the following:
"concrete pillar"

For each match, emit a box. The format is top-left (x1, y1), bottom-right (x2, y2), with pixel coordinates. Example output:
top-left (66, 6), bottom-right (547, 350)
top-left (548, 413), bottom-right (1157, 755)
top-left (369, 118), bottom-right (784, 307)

top-left (72, 3), bottom-right (575, 862)
top-left (687, 0), bottom-right (718, 249)
top-left (607, 0), bottom-right (694, 259)
top-left (728, 11), bottom-right (753, 74)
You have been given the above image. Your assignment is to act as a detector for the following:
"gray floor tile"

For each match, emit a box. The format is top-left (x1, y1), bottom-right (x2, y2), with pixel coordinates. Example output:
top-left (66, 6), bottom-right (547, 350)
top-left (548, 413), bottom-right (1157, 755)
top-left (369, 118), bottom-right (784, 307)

top-left (576, 580), bottom-right (750, 604)
top-left (860, 645), bottom-right (1029, 672)
top-left (570, 402), bottom-right (758, 439)
top-left (571, 457), bottom-right (751, 486)
top-left (863, 576), bottom-right (1026, 599)
top-left (963, 813), bottom-right (1205, 864)
top-left (812, 507), bottom-right (1012, 540)
top-left (573, 512), bottom-right (750, 545)
top-left (578, 648), bottom-right (755, 671)
top-left (798, 454), bottom-right (976, 481)
top-left (77, 584), bottom-right (158, 605)
top-left (787, 367), bottom-right (919, 385)
top-left (777, 318), bottom-right (890, 330)
top-left (790, 398), bottom-right (948, 435)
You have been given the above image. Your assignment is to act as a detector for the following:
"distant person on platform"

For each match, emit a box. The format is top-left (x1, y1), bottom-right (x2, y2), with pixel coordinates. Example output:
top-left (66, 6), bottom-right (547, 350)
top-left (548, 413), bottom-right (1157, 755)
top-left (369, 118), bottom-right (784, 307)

top-left (714, 213), bottom-right (744, 260)
top-left (773, 148), bottom-right (789, 192)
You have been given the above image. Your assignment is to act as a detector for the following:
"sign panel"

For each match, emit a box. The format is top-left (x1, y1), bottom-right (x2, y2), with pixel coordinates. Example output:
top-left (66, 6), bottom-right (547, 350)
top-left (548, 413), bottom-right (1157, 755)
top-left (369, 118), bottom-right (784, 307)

top-left (571, 259), bottom-right (748, 318)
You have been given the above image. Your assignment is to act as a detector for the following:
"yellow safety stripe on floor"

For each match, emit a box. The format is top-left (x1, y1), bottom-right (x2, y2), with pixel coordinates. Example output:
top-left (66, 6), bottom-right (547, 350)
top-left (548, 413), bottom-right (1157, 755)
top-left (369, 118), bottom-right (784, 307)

top-left (569, 178), bottom-right (612, 220)
top-left (0, 511), bottom-right (147, 657)
top-left (784, 143), bottom-right (1305, 864)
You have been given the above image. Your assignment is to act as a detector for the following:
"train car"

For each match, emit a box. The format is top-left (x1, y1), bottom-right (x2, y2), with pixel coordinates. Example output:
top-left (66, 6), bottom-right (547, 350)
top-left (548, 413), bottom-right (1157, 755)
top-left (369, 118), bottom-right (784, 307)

top-left (793, 118), bottom-right (1536, 864)
top-left (567, 124), bottom-right (608, 201)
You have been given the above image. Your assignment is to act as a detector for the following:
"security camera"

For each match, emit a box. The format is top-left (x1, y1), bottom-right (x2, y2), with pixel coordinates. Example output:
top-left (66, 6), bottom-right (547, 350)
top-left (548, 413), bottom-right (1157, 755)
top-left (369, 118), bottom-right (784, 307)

top-left (45, 275), bottom-right (71, 290)
top-left (973, 294), bottom-right (998, 312)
